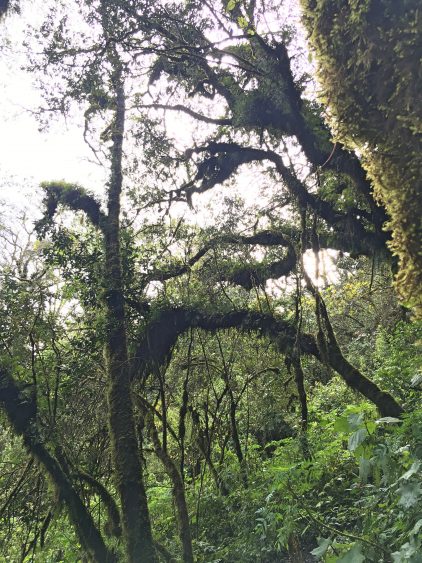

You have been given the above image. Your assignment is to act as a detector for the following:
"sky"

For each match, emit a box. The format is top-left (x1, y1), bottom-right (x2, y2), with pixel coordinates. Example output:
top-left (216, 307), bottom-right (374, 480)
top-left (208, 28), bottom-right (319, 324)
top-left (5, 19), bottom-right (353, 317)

top-left (0, 0), bottom-right (304, 208)
top-left (0, 4), bottom-right (106, 209)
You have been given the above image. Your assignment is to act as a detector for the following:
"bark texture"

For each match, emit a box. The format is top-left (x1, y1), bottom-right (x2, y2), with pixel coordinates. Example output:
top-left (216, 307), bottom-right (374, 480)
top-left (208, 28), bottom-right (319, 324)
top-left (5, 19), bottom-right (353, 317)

top-left (0, 367), bottom-right (115, 562)
top-left (103, 60), bottom-right (155, 562)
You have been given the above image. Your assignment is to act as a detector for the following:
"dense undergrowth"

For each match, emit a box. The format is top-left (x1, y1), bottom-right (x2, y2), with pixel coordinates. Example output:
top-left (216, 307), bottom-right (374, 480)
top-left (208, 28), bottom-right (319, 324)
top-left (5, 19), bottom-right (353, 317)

top-left (148, 320), bottom-right (422, 562)
top-left (3, 320), bottom-right (419, 562)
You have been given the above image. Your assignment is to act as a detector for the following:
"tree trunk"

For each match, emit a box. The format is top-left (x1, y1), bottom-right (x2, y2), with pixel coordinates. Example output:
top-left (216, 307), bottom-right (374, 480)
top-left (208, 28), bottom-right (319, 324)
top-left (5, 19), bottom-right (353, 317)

top-left (0, 367), bottom-right (115, 562)
top-left (103, 59), bottom-right (155, 563)
top-left (149, 420), bottom-right (194, 563)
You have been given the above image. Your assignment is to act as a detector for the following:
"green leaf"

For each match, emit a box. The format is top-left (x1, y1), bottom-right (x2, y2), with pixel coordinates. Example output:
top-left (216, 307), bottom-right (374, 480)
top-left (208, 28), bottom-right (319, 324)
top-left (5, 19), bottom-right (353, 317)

top-left (348, 428), bottom-right (368, 452)
top-left (237, 15), bottom-right (248, 29)
top-left (226, 0), bottom-right (236, 11)
top-left (337, 543), bottom-right (365, 562)
top-left (398, 482), bottom-right (422, 508)
top-left (411, 519), bottom-right (422, 536)
top-left (365, 421), bottom-right (376, 435)
top-left (392, 541), bottom-right (421, 562)
top-left (334, 416), bottom-right (351, 433)
top-left (310, 537), bottom-right (331, 558)
top-left (400, 461), bottom-right (421, 481)
top-left (348, 412), bottom-right (364, 430)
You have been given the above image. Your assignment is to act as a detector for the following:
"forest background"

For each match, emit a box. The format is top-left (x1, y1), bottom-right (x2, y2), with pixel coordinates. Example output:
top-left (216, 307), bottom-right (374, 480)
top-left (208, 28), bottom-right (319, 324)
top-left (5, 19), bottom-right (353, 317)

top-left (0, 0), bottom-right (421, 562)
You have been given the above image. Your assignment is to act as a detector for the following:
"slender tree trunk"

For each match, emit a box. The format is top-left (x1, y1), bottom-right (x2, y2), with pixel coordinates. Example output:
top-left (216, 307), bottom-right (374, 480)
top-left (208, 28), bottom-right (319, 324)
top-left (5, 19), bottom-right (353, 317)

top-left (0, 367), bottom-right (115, 562)
top-left (216, 335), bottom-right (247, 486)
top-left (291, 353), bottom-right (311, 460)
top-left (149, 420), bottom-right (194, 563)
top-left (227, 388), bottom-right (248, 487)
top-left (104, 59), bottom-right (155, 563)
top-left (199, 436), bottom-right (229, 496)
top-left (318, 301), bottom-right (404, 418)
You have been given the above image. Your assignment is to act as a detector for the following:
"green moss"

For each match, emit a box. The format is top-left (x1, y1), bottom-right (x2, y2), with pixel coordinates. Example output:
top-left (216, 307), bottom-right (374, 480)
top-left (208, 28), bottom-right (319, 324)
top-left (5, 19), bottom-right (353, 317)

top-left (301, 0), bottom-right (422, 315)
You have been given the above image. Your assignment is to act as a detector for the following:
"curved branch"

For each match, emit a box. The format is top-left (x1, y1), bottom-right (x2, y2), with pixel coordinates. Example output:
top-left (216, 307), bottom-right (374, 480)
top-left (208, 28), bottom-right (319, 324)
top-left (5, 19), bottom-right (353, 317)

top-left (246, 37), bottom-right (378, 204)
top-left (146, 230), bottom-right (293, 283)
top-left (219, 245), bottom-right (297, 290)
top-left (147, 418), bottom-right (194, 563)
top-left (143, 224), bottom-right (384, 293)
top-left (306, 276), bottom-right (404, 419)
top-left (129, 307), bottom-right (317, 383)
top-left (37, 182), bottom-right (106, 233)
top-left (134, 393), bottom-right (180, 445)
top-left (179, 142), bottom-right (387, 255)
top-left (0, 366), bottom-right (115, 562)
top-left (129, 306), bottom-right (402, 417)
top-left (76, 472), bottom-right (121, 538)
top-left (138, 103), bottom-right (232, 125)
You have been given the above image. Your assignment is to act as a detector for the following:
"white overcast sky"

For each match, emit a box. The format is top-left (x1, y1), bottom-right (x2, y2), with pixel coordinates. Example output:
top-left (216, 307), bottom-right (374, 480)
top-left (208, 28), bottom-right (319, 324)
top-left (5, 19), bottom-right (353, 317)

top-left (0, 3), bottom-right (106, 210)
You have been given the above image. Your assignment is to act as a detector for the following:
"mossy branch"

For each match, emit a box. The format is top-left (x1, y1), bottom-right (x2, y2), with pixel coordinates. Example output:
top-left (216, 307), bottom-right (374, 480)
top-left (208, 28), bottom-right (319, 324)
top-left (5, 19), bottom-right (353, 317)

top-left (76, 472), bottom-right (121, 539)
top-left (129, 307), bottom-right (318, 383)
top-left (0, 366), bottom-right (115, 562)
top-left (37, 182), bottom-right (107, 234)
top-left (146, 230), bottom-right (294, 284)
top-left (179, 142), bottom-right (386, 256)
top-left (130, 306), bottom-right (403, 417)
top-left (220, 245), bottom-right (297, 289)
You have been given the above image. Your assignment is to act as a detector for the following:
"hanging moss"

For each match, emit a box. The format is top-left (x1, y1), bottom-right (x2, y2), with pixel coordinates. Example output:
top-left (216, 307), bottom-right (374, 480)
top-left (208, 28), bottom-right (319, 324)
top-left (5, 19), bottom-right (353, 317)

top-left (301, 0), bottom-right (422, 316)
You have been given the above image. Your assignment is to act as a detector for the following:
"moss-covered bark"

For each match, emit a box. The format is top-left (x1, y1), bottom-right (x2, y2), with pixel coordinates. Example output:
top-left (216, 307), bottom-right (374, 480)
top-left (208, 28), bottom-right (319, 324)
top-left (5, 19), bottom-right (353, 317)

top-left (130, 306), bottom-right (402, 418)
top-left (0, 367), bottom-right (115, 562)
top-left (103, 59), bottom-right (155, 562)
top-left (301, 0), bottom-right (422, 315)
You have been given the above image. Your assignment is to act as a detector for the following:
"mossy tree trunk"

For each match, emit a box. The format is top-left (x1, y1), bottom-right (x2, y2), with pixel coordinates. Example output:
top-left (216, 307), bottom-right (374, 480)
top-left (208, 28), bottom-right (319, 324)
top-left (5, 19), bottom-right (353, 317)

top-left (0, 367), bottom-right (115, 562)
top-left (103, 57), bottom-right (155, 563)
top-left (300, 0), bottom-right (422, 315)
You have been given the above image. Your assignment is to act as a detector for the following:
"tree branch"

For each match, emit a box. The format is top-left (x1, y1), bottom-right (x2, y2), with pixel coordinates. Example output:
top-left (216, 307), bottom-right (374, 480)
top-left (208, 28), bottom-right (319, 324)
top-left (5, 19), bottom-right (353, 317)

top-left (37, 182), bottom-right (106, 233)
top-left (138, 103), bottom-right (232, 125)
top-left (145, 230), bottom-right (293, 283)
top-left (219, 245), bottom-right (297, 290)
top-left (179, 142), bottom-right (387, 255)
top-left (76, 472), bottom-right (121, 538)
top-left (129, 307), bottom-right (317, 383)
top-left (0, 366), bottom-right (115, 562)
top-left (129, 306), bottom-right (402, 417)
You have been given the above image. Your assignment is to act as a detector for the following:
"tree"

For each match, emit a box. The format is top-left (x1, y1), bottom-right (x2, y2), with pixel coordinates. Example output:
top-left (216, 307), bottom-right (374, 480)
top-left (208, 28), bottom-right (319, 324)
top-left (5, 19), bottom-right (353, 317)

top-left (300, 0), bottom-right (422, 316)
